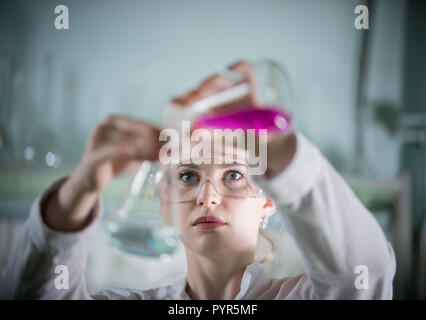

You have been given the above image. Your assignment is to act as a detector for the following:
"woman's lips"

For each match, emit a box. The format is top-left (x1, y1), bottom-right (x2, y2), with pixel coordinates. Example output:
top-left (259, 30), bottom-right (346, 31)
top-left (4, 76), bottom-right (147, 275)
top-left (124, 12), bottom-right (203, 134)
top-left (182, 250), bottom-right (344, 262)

top-left (193, 216), bottom-right (226, 229)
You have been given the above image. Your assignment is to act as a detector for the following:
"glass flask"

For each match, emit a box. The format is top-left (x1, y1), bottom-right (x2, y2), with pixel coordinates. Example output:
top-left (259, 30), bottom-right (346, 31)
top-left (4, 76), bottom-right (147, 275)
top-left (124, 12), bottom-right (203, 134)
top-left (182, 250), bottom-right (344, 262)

top-left (103, 58), bottom-right (295, 260)
top-left (163, 58), bottom-right (295, 135)
top-left (103, 161), bottom-right (180, 260)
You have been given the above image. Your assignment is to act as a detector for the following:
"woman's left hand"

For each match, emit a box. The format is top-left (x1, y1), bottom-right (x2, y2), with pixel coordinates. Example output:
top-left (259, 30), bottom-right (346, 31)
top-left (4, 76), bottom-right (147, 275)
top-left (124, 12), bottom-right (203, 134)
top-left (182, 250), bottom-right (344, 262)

top-left (171, 60), bottom-right (297, 179)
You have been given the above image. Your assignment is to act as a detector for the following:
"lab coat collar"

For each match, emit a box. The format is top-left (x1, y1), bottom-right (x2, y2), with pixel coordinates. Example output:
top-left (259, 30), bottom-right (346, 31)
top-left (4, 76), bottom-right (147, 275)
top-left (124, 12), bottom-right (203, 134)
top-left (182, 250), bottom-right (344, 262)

top-left (170, 261), bottom-right (267, 300)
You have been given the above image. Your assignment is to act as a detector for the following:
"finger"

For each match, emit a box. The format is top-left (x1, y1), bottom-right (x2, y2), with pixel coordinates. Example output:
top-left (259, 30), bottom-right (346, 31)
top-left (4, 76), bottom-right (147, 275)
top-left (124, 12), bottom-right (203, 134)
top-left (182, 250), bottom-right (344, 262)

top-left (103, 114), bottom-right (161, 139)
top-left (112, 158), bottom-right (142, 177)
top-left (88, 143), bottom-right (131, 168)
top-left (186, 74), bottom-right (236, 106)
top-left (181, 90), bottom-right (200, 106)
top-left (198, 74), bottom-right (235, 94)
top-left (125, 136), bottom-right (162, 161)
top-left (228, 61), bottom-right (259, 105)
top-left (91, 121), bottom-right (162, 161)
top-left (171, 95), bottom-right (187, 106)
top-left (228, 60), bottom-right (255, 85)
top-left (171, 65), bottom-right (254, 108)
top-left (228, 60), bottom-right (251, 73)
top-left (88, 140), bottom-right (159, 175)
top-left (90, 123), bottom-right (133, 150)
top-left (199, 74), bottom-right (234, 89)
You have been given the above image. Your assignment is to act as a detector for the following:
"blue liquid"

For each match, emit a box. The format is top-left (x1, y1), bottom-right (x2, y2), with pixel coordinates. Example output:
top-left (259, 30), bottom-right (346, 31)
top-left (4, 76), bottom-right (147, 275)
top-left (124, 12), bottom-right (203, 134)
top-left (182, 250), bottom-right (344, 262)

top-left (104, 217), bottom-right (180, 258)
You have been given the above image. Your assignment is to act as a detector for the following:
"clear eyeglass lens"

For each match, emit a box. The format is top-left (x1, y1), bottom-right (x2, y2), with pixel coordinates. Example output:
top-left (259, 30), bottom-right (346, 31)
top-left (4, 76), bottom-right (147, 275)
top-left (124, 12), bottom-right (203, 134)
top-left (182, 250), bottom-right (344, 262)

top-left (164, 164), bottom-right (261, 202)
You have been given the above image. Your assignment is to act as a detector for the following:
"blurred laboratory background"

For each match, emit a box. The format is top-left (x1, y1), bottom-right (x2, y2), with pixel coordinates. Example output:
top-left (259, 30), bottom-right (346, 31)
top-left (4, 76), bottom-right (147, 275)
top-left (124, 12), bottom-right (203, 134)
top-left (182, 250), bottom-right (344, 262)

top-left (0, 0), bottom-right (425, 299)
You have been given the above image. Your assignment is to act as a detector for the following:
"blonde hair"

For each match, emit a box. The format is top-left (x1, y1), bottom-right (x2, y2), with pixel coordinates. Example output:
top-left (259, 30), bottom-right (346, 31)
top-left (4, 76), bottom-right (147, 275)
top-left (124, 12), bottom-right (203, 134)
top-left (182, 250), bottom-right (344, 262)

top-left (258, 229), bottom-right (276, 264)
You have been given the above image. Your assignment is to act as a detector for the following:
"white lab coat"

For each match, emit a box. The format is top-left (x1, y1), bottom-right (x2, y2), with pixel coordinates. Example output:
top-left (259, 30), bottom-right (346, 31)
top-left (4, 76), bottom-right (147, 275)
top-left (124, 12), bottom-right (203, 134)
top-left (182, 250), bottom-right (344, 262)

top-left (0, 133), bottom-right (396, 299)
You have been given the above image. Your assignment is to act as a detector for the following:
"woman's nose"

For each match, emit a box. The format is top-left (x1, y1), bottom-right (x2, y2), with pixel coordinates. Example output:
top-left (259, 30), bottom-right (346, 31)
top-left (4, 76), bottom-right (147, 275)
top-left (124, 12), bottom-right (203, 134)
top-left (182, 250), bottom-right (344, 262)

top-left (196, 182), bottom-right (221, 207)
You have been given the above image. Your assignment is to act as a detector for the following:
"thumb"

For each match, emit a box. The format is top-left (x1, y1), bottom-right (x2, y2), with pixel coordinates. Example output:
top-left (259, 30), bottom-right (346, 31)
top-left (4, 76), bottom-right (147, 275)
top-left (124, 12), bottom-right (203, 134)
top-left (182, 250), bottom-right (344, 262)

top-left (88, 143), bottom-right (133, 168)
top-left (228, 60), bottom-right (259, 105)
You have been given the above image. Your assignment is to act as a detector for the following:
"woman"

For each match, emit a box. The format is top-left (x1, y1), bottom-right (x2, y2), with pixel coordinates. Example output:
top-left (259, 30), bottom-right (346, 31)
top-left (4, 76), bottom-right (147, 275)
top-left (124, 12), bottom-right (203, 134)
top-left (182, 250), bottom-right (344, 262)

top-left (0, 62), bottom-right (396, 300)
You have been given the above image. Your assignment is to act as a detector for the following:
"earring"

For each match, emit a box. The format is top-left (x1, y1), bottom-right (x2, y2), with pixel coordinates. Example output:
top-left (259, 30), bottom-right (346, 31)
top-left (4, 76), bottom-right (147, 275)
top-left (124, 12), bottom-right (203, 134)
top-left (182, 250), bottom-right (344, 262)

top-left (260, 217), bottom-right (268, 229)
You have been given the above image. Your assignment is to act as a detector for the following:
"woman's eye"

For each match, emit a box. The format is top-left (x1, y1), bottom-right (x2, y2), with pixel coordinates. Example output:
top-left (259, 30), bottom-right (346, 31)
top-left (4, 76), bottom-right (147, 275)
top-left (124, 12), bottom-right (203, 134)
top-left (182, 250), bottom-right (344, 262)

top-left (179, 172), bottom-right (199, 184)
top-left (225, 170), bottom-right (243, 181)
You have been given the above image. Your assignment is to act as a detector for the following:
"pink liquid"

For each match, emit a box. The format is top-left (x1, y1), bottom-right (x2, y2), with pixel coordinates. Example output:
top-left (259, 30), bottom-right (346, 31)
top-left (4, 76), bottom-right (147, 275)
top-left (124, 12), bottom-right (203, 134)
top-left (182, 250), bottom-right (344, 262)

top-left (194, 105), bottom-right (292, 135)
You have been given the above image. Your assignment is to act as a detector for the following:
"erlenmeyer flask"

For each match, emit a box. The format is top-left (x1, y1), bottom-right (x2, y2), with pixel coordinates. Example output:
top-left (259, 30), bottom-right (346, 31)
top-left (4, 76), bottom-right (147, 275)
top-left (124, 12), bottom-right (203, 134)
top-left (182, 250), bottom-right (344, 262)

top-left (163, 58), bottom-right (296, 135)
top-left (103, 58), bottom-right (294, 259)
top-left (103, 161), bottom-right (180, 260)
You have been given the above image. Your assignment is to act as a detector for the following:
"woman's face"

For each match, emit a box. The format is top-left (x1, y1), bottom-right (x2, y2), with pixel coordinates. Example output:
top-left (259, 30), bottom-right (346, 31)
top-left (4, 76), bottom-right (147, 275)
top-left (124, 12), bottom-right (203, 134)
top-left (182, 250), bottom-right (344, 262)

top-left (161, 161), bottom-right (275, 259)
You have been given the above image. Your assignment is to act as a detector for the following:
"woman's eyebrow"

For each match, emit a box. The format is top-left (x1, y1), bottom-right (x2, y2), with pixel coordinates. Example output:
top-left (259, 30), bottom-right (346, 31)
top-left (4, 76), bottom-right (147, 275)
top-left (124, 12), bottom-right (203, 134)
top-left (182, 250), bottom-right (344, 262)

top-left (219, 163), bottom-right (249, 168)
top-left (175, 163), bottom-right (248, 169)
top-left (175, 163), bottom-right (199, 169)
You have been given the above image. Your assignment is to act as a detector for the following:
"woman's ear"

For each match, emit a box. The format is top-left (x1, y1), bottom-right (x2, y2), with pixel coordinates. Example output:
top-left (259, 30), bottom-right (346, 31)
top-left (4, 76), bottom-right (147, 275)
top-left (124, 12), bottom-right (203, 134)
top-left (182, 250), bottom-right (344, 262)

top-left (262, 195), bottom-right (275, 218)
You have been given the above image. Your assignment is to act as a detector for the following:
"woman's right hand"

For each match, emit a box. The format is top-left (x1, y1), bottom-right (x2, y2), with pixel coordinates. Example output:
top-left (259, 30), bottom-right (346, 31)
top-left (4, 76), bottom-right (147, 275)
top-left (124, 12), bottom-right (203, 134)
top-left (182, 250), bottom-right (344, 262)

top-left (73, 114), bottom-right (162, 193)
top-left (44, 114), bottom-right (163, 232)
